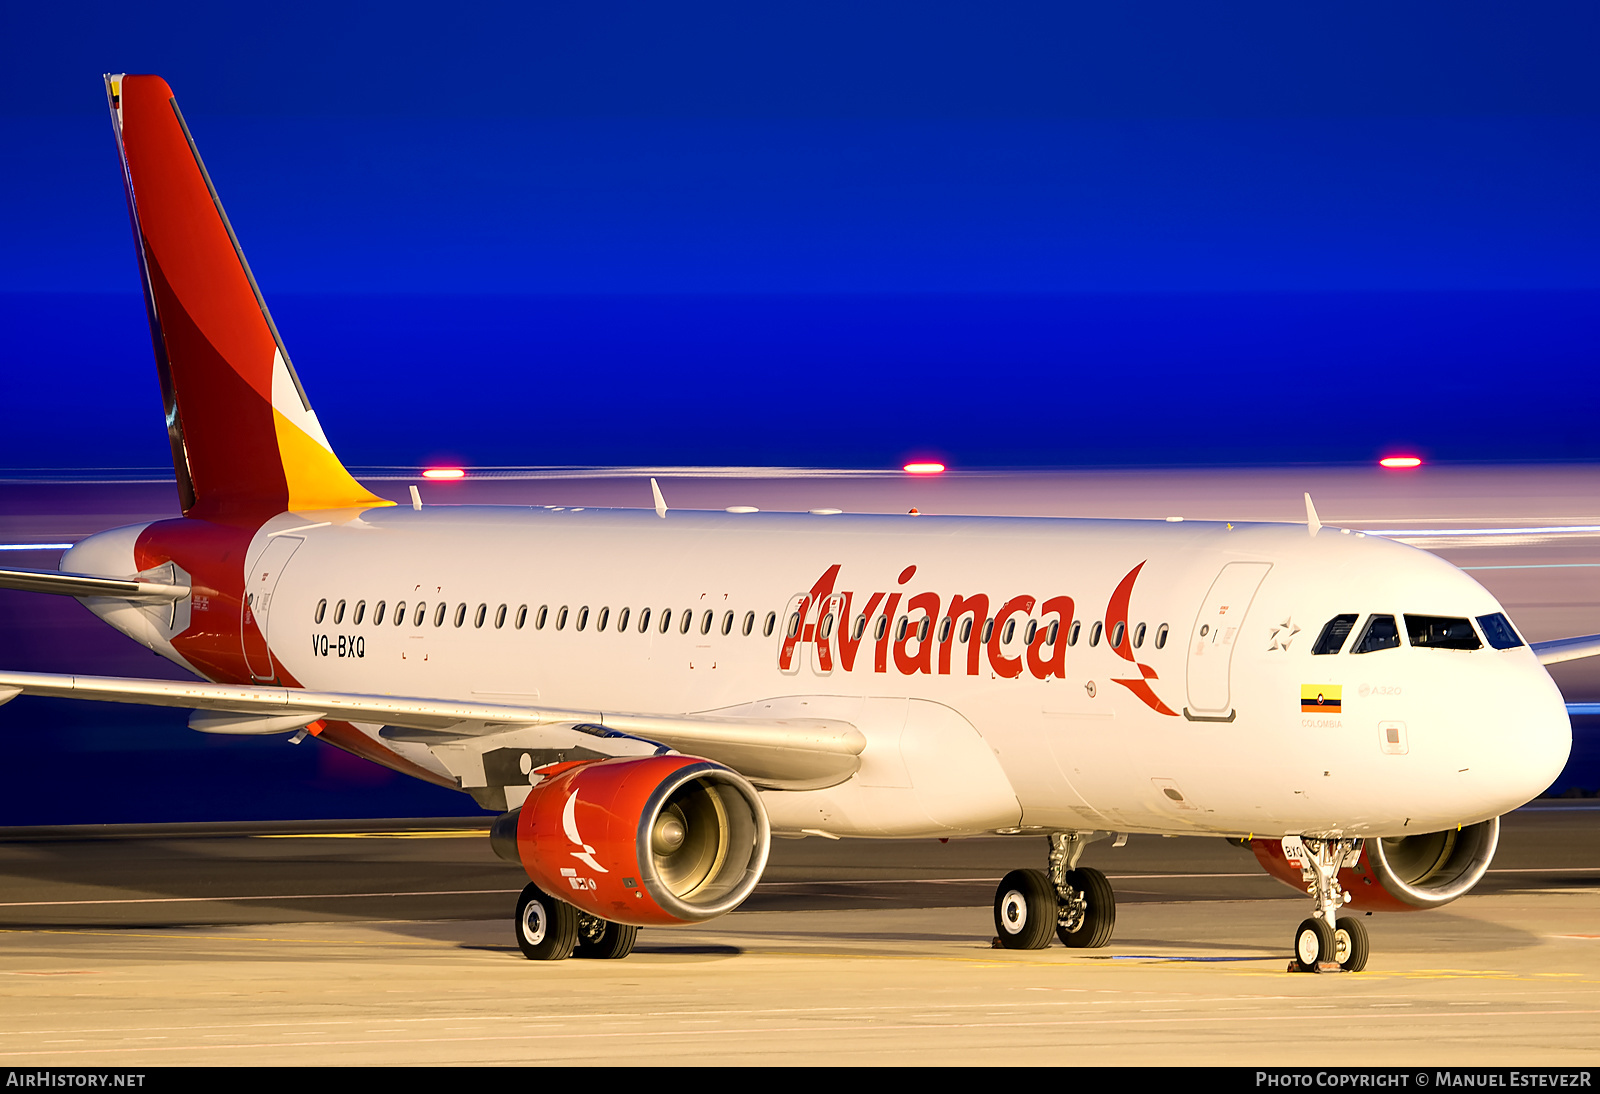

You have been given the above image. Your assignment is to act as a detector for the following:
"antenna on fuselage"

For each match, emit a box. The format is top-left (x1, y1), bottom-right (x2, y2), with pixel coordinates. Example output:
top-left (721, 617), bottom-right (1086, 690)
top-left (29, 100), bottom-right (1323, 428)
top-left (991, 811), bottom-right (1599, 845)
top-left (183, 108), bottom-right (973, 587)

top-left (1304, 492), bottom-right (1322, 537)
top-left (650, 477), bottom-right (668, 519)
top-left (410, 484), bottom-right (423, 511)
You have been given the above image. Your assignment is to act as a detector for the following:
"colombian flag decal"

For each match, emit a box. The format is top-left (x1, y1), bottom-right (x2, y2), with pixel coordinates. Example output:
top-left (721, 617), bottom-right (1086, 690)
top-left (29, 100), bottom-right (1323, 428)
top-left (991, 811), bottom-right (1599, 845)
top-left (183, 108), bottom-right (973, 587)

top-left (1301, 684), bottom-right (1342, 713)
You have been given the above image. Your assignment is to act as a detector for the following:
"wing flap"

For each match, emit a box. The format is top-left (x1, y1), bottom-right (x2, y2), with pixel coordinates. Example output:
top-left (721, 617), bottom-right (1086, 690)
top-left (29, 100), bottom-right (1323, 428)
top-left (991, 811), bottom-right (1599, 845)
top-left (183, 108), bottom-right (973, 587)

top-left (0, 670), bottom-right (864, 790)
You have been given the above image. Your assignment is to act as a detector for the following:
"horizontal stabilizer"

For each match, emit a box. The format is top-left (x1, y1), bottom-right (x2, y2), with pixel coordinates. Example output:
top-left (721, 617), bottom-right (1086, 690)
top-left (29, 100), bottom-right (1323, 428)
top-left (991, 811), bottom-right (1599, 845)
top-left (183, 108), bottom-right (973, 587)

top-left (1531, 634), bottom-right (1600, 665)
top-left (0, 670), bottom-right (864, 790)
top-left (0, 567), bottom-right (188, 603)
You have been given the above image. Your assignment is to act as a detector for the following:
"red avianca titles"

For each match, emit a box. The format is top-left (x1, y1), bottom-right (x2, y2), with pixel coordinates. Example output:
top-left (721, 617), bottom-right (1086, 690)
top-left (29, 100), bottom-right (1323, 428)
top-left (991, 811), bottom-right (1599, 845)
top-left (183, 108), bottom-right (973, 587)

top-left (0, 75), bottom-right (1587, 970)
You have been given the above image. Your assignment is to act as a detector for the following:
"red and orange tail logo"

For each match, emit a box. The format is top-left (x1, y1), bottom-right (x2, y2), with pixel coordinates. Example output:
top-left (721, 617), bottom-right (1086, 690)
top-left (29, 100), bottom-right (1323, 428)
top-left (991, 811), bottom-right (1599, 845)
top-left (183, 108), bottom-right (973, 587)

top-left (106, 74), bottom-right (389, 521)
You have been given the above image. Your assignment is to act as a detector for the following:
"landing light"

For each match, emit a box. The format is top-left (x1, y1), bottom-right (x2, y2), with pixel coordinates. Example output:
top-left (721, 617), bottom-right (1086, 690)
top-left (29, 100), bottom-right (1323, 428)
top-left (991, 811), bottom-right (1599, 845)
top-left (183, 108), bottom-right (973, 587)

top-left (903, 462), bottom-right (945, 475)
top-left (423, 468), bottom-right (466, 480)
top-left (1379, 456), bottom-right (1422, 469)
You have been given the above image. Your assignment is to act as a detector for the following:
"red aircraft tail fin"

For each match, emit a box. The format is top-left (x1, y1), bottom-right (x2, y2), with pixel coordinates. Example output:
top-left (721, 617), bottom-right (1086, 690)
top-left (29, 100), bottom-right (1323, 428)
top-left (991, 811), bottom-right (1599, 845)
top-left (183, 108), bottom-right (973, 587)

top-left (105, 74), bottom-right (388, 520)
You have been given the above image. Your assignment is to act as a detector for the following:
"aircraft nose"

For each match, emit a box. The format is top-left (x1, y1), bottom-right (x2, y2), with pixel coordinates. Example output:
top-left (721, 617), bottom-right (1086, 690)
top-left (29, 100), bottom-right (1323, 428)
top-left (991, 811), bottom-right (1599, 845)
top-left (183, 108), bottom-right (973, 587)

top-left (1479, 663), bottom-right (1572, 808)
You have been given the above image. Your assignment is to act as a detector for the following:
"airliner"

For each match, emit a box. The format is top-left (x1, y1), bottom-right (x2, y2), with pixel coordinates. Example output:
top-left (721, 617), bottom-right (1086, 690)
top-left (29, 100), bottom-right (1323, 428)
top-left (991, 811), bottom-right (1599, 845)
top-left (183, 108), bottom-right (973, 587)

top-left (0, 75), bottom-right (1588, 971)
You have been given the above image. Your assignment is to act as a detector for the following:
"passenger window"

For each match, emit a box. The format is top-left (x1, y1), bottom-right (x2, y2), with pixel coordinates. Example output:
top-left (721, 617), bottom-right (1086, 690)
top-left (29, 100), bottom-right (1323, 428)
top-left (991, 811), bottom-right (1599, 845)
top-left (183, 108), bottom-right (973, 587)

top-left (819, 612), bottom-right (834, 640)
top-left (700, 610), bottom-right (714, 635)
top-left (596, 607), bottom-right (610, 631)
top-left (1352, 614), bottom-right (1400, 653)
top-left (875, 615), bottom-right (889, 641)
top-left (1312, 614), bottom-right (1358, 655)
top-left (939, 618), bottom-right (952, 643)
top-left (1110, 621), bottom-right (1124, 648)
top-left (474, 603), bottom-right (487, 628)
top-left (1068, 620), bottom-right (1081, 646)
top-left (981, 618), bottom-right (993, 643)
top-left (333, 600), bottom-right (346, 625)
top-left (314, 599), bottom-right (326, 624)
top-left (536, 605), bottom-right (548, 630)
top-left (639, 608), bottom-right (652, 633)
top-left (764, 611), bottom-right (777, 638)
top-left (1132, 622), bottom-right (1145, 648)
top-left (1047, 620), bottom-right (1059, 645)
top-left (660, 608), bottom-right (673, 634)
top-left (396, 601), bottom-right (408, 626)
top-left (515, 605), bottom-right (527, 629)
top-left (353, 600), bottom-right (366, 625)
top-left (722, 610), bottom-right (735, 636)
top-left (577, 606), bottom-right (590, 631)
top-left (434, 603), bottom-right (447, 627)
top-left (556, 606), bottom-right (569, 630)
top-left (1154, 623), bottom-right (1168, 649)
top-left (960, 618), bottom-right (973, 643)
top-left (683, 610), bottom-right (695, 636)
top-left (743, 610), bottom-right (755, 636)
top-left (1477, 613), bottom-right (1522, 650)
top-left (617, 607), bottom-right (629, 632)
top-left (786, 612), bottom-right (801, 639)
top-left (496, 604), bottom-right (509, 629)
top-left (918, 617), bottom-right (930, 642)
top-left (413, 602), bottom-right (427, 627)
top-left (1024, 619), bottom-right (1038, 645)
top-left (1002, 619), bottom-right (1015, 644)
top-left (1405, 615), bottom-right (1482, 651)
top-left (453, 603), bottom-right (466, 627)
top-left (1089, 621), bottom-right (1103, 646)
top-left (373, 601), bottom-right (386, 626)
top-left (896, 616), bottom-right (909, 642)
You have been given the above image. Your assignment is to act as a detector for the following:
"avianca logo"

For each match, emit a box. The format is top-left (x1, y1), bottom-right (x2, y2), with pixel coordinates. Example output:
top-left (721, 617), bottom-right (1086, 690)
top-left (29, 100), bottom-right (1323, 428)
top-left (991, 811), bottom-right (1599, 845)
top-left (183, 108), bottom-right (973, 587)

top-left (778, 561), bottom-right (1177, 717)
top-left (562, 790), bottom-right (609, 873)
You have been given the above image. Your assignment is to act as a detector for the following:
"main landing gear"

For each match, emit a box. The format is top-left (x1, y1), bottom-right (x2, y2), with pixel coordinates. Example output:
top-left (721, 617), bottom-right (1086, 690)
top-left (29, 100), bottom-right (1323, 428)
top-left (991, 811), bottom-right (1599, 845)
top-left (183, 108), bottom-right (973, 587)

top-left (515, 882), bottom-right (639, 962)
top-left (993, 832), bottom-right (1117, 950)
top-left (1285, 836), bottom-right (1368, 973)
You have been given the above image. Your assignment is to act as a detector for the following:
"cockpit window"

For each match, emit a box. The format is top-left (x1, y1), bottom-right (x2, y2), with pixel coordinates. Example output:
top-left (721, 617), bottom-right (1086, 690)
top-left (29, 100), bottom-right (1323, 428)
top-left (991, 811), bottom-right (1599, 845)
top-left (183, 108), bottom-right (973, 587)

top-left (1405, 615), bottom-right (1482, 650)
top-left (1311, 614), bottom-right (1359, 655)
top-left (1352, 614), bottom-right (1400, 653)
top-left (1476, 613), bottom-right (1524, 650)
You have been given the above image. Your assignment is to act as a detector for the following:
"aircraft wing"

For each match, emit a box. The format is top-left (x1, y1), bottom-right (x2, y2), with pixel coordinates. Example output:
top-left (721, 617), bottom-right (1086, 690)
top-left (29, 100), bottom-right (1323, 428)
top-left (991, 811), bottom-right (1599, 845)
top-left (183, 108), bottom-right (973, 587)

top-left (0, 670), bottom-right (863, 791)
top-left (1531, 634), bottom-right (1600, 666)
top-left (0, 567), bottom-right (188, 603)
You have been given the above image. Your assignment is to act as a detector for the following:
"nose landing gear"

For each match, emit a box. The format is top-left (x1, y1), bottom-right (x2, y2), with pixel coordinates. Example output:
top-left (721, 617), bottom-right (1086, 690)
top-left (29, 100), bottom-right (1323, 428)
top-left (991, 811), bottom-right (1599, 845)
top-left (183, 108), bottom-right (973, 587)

top-left (1284, 836), bottom-right (1368, 972)
top-left (993, 831), bottom-right (1118, 950)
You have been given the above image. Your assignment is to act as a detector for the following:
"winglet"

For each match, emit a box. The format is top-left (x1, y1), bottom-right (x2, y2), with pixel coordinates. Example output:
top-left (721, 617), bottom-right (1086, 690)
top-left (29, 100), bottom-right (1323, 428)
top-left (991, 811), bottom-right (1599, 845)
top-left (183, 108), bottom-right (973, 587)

top-left (1304, 492), bottom-right (1322, 537)
top-left (650, 477), bottom-right (667, 519)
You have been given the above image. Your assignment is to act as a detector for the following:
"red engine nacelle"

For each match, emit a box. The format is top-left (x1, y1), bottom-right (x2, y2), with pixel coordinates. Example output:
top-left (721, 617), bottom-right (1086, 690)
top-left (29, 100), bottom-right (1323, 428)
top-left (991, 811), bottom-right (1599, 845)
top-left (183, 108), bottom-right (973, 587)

top-left (1249, 817), bottom-right (1500, 912)
top-left (490, 755), bottom-right (771, 927)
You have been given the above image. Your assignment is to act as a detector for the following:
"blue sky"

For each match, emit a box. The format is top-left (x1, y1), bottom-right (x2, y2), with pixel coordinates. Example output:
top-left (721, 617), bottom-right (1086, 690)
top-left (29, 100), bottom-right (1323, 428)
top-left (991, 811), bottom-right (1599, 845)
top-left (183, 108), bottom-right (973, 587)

top-left (3, 2), bottom-right (1598, 469)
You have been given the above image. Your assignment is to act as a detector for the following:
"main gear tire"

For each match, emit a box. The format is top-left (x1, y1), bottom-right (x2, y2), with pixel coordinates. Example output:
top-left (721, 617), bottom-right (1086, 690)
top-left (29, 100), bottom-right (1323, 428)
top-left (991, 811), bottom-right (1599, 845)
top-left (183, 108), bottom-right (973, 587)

top-left (1056, 866), bottom-right (1117, 949)
top-left (574, 915), bottom-right (640, 960)
top-left (993, 869), bottom-right (1056, 950)
top-left (515, 882), bottom-right (578, 961)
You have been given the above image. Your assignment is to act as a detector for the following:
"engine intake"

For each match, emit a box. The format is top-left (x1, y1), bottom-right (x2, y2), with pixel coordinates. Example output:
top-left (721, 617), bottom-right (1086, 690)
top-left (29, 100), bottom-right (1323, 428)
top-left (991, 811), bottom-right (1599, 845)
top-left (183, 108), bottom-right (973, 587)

top-left (491, 755), bottom-right (770, 927)
top-left (1249, 816), bottom-right (1500, 912)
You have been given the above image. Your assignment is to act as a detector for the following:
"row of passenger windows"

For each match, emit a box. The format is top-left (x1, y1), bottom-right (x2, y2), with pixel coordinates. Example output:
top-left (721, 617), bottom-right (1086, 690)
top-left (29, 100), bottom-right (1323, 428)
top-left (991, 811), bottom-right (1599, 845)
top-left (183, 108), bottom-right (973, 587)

top-left (810, 610), bottom-right (1170, 651)
top-left (312, 597), bottom-right (783, 637)
top-left (310, 596), bottom-right (1170, 650)
top-left (1310, 611), bottom-right (1522, 655)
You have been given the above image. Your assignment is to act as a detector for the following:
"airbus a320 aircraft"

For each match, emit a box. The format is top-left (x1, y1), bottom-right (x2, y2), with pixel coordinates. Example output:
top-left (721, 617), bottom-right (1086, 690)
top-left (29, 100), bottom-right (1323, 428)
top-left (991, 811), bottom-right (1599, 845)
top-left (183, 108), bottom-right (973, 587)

top-left (0, 75), bottom-right (1590, 970)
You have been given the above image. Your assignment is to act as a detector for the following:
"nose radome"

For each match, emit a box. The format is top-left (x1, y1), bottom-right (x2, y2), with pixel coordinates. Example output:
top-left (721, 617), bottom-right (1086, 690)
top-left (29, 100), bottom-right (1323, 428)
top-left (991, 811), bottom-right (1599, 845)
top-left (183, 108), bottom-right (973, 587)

top-left (1478, 663), bottom-right (1572, 810)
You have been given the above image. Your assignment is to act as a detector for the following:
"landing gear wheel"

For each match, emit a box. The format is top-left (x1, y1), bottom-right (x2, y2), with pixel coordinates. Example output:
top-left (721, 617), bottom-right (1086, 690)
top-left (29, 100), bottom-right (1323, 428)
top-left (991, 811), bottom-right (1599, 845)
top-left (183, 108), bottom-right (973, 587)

top-left (1333, 916), bottom-right (1369, 972)
top-left (994, 869), bottom-right (1056, 949)
top-left (1056, 866), bottom-right (1117, 949)
top-left (574, 914), bottom-right (639, 960)
top-left (1293, 916), bottom-right (1334, 973)
top-left (515, 882), bottom-right (578, 961)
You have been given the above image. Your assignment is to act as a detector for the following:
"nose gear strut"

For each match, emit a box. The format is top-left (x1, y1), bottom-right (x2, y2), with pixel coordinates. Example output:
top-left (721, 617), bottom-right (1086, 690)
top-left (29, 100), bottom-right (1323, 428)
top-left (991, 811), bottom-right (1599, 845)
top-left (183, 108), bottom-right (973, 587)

top-left (1282, 835), bottom-right (1369, 972)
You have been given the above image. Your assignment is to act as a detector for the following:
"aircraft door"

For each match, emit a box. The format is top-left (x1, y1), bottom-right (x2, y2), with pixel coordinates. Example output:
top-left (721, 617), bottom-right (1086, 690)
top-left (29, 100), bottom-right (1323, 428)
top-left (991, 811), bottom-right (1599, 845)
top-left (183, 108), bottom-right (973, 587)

top-left (1184, 561), bottom-right (1271, 720)
top-left (242, 535), bottom-right (303, 682)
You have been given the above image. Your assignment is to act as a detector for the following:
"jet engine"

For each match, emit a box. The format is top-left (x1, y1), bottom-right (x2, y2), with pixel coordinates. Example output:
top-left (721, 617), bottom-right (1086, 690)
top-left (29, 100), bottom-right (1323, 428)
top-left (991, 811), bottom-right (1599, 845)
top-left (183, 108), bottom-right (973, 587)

top-left (490, 755), bottom-right (770, 927)
top-left (1248, 817), bottom-right (1500, 912)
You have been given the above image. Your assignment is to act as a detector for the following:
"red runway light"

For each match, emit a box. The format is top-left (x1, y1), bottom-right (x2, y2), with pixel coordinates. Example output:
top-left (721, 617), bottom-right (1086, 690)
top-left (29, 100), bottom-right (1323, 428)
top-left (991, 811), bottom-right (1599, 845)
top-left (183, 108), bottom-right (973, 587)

top-left (1378, 457), bottom-right (1422, 469)
top-left (422, 468), bottom-right (466, 480)
top-left (903, 462), bottom-right (945, 475)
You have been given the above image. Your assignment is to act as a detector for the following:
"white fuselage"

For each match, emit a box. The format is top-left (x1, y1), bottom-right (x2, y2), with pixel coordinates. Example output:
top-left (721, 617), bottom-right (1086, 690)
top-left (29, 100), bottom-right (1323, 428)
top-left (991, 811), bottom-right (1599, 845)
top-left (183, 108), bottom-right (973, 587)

top-left (69, 505), bottom-right (1572, 841)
